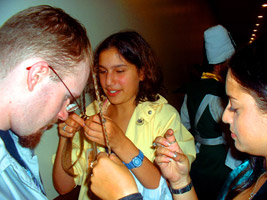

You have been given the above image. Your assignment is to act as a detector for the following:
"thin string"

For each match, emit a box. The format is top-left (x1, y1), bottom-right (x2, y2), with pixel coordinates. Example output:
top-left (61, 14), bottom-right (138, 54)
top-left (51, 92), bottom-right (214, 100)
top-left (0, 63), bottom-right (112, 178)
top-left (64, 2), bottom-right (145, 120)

top-left (91, 68), bottom-right (111, 155)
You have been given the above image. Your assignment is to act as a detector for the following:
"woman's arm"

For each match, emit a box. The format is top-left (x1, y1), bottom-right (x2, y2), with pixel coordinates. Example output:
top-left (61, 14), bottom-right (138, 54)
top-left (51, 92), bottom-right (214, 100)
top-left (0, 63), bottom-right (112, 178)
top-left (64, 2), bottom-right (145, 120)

top-left (53, 136), bottom-right (76, 194)
top-left (115, 136), bottom-right (161, 189)
top-left (52, 113), bottom-right (84, 194)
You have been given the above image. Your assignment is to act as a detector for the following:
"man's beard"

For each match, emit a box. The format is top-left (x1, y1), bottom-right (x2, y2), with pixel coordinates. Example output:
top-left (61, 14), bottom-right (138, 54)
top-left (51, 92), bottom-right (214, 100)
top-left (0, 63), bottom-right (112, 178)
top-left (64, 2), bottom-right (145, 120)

top-left (18, 131), bottom-right (43, 149)
top-left (18, 123), bottom-right (55, 149)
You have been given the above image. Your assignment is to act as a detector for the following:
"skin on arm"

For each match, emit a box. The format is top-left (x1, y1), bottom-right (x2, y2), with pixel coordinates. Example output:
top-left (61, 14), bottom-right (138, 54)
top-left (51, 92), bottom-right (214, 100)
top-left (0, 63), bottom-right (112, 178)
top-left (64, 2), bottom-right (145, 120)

top-left (154, 129), bottom-right (198, 200)
top-left (91, 152), bottom-right (139, 200)
top-left (52, 113), bottom-right (85, 194)
top-left (83, 114), bottom-right (161, 189)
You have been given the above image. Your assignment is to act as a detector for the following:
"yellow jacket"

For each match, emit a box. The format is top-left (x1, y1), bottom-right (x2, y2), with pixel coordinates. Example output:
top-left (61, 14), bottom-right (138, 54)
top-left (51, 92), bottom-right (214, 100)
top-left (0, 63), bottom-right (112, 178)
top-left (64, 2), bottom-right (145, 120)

top-left (71, 95), bottom-right (196, 200)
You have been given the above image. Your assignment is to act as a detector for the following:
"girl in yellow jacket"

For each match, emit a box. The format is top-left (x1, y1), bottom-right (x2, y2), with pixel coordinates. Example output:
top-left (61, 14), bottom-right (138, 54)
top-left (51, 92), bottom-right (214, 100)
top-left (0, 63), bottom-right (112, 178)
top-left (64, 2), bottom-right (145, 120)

top-left (53, 30), bottom-right (196, 200)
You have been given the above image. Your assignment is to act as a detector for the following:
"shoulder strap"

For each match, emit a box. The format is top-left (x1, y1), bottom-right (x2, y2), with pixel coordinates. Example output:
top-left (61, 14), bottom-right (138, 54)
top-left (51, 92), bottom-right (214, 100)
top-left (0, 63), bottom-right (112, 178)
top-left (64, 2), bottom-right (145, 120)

top-left (194, 95), bottom-right (224, 145)
top-left (194, 94), bottom-right (214, 129)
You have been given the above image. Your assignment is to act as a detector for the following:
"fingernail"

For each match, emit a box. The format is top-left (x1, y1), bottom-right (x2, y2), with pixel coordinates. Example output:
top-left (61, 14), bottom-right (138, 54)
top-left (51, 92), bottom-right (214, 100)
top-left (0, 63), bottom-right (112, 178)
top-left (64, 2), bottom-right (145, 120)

top-left (172, 152), bottom-right (178, 158)
top-left (152, 142), bottom-right (157, 147)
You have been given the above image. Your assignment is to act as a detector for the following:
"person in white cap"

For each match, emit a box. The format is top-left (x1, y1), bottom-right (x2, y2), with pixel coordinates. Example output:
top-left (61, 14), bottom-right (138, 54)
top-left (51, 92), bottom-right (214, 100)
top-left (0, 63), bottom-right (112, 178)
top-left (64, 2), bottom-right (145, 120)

top-left (180, 24), bottom-right (238, 200)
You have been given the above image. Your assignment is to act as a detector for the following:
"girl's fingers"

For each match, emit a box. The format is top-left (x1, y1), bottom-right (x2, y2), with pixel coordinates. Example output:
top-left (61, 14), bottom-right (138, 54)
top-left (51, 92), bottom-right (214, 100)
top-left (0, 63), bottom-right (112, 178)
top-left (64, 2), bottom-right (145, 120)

top-left (68, 113), bottom-right (85, 127)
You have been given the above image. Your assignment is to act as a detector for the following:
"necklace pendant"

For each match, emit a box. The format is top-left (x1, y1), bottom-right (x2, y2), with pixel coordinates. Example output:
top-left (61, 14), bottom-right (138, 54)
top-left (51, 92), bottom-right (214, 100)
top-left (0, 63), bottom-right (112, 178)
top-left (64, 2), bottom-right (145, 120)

top-left (249, 192), bottom-right (255, 200)
top-left (248, 171), bottom-right (267, 200)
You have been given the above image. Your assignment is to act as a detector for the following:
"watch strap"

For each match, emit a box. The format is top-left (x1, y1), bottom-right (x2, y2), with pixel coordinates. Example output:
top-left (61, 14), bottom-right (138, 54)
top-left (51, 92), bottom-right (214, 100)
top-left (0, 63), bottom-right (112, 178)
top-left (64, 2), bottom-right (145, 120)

top-left (119, 193), bottom-right (143, 200)
top-left (170, 182), bottom-right (193, 194)
top-left (123, 149), bottom-right (144, 170)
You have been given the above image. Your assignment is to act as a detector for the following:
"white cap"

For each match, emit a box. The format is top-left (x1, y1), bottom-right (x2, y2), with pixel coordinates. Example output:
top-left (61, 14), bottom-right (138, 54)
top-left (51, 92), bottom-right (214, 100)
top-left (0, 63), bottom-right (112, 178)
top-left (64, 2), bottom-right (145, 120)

top-left (204, 25), bottom-right (235, 64)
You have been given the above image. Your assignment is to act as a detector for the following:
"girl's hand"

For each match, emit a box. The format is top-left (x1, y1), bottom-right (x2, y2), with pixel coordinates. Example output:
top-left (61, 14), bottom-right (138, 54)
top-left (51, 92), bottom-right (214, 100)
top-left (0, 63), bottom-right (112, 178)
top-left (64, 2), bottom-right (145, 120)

top-left (83, 114), bottom-right (126, 150)
top-left (58, 113), bottom-right (84, 138)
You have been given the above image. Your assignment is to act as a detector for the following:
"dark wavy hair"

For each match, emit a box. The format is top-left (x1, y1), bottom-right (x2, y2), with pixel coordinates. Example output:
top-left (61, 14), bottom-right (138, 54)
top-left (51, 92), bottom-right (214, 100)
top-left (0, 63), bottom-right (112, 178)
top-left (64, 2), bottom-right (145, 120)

top-left (225, 34), bottom-right (267, 199)
top-left (91, 30), bottom-right (165, 104)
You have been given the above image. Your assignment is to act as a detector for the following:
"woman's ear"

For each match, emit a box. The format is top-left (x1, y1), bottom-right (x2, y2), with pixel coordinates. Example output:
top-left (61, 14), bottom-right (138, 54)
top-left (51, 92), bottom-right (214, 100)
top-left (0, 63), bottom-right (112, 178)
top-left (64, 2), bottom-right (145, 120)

top-left (139, 68), bottom-right (145, 81)
top-left (27, 61), bottom-right (50, 91)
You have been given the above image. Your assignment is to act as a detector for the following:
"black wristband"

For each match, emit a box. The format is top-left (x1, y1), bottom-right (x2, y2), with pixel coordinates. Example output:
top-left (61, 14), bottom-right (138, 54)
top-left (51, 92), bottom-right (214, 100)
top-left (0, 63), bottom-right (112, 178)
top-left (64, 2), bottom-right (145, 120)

top-left (170, 182), bottom-right (193, 194)
top-left (119, 193), bottom-right (143, 200)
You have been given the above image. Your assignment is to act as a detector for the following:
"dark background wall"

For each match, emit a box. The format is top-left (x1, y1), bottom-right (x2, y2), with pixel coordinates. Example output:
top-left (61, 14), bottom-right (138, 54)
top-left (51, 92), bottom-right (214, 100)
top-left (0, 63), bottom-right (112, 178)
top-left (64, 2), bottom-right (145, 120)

top-left (117, 0), bottom-right (217, 109)
top-left (115, 0), bottom-right (266, 110)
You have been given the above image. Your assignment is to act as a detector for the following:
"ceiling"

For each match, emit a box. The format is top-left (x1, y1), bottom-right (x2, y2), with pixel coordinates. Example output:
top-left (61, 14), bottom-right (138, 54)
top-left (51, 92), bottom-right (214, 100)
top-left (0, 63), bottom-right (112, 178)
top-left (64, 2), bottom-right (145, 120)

top-left (207, 0), bottom-right (267, 48)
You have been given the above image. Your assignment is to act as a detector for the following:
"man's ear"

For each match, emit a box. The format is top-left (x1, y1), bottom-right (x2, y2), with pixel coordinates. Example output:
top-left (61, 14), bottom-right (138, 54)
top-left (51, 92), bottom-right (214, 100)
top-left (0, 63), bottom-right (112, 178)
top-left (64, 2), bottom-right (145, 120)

top-left (27, 61), bottom-right (50, 91)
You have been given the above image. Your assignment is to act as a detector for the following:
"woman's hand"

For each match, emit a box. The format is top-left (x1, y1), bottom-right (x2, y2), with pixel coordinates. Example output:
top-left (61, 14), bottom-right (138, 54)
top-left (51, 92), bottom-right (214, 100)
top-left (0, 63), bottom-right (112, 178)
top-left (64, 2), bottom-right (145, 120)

top-left (154, 129), bottom-right (191, 188)
top-left (58, 113), bottom-right (85, 138)
top-left (83, 114), bottom-right (126, 150)
top-left (90, 152), bottom-right (138, 200)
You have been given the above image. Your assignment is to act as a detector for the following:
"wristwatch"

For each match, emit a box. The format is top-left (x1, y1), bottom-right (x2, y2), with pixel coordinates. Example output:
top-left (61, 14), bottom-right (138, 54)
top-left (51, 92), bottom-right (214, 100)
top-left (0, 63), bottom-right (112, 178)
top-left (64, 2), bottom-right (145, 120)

top-left (124, 150), bottom-right (144, 170)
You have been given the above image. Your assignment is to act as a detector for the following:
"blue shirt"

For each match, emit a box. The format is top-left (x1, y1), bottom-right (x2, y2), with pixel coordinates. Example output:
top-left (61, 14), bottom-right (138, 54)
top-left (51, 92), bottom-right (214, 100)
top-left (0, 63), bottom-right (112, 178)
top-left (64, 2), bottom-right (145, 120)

top-left (0, 130), bottom-right (47, 200)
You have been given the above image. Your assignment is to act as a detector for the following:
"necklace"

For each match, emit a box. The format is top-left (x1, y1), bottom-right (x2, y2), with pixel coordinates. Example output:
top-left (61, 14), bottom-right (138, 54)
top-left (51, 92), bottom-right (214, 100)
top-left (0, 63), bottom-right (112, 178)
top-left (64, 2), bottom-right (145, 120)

top-left (249, 171), bottom-right (267, 200)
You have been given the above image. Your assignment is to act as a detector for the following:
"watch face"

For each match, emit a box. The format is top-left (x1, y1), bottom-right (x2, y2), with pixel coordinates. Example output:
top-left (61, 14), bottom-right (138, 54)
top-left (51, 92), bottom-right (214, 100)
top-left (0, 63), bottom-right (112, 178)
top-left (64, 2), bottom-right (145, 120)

top-left (133, 157), bottom-right (142, 167)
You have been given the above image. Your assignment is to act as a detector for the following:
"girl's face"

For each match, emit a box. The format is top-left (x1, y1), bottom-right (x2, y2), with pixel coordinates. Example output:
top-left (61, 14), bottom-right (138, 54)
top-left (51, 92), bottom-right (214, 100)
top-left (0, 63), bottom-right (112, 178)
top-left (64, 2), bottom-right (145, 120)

top-left (222, 69), bottom-right (267, 157)
top-left (97, 48), bottom-right (144, 106)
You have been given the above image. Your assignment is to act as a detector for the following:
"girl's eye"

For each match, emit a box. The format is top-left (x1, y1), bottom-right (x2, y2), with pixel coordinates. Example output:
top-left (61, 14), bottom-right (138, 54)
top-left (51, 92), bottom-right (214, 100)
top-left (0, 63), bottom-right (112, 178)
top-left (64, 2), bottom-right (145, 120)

top-left (98, 69), bottom-right (106, 74)
top-left (116, 70), bottom-right (124, 73)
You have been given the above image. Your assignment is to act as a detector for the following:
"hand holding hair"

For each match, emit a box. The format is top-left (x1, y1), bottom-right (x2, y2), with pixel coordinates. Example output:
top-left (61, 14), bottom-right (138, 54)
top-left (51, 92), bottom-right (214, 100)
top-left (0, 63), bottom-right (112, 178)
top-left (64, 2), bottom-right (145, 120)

top-left (154, 129), bottom-right (191, 188)
top-left (58, 113), bottom-right (84, 138)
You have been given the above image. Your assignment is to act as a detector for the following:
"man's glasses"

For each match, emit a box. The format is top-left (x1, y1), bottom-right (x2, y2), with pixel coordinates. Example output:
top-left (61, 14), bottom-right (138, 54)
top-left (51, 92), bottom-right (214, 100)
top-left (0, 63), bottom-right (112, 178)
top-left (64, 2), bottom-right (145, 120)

top-left (26, 65), bottom-right (81, 113)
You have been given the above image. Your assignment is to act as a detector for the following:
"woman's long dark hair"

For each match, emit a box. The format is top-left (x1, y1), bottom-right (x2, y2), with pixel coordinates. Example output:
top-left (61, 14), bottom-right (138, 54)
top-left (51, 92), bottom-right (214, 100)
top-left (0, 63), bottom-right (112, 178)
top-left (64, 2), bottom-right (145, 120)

top-left (225, 35), bottom-right (267, 199)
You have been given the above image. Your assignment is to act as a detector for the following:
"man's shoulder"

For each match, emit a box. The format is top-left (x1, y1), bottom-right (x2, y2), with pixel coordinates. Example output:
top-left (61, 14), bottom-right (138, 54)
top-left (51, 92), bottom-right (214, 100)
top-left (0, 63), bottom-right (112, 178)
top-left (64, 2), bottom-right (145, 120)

top-left (0, 137), bottom-right (12, 173)
top-left (0, 137), bottom-right (6, 157)
top-left (0, 136), bottom-right (8, 158)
